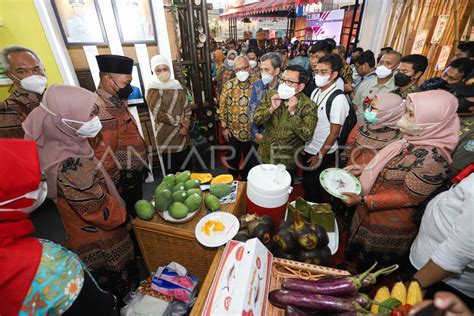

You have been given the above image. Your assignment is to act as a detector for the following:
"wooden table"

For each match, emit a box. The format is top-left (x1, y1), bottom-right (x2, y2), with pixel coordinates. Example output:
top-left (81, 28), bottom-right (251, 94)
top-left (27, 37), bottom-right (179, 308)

top-left (132, 182), bottom-right (247, 283)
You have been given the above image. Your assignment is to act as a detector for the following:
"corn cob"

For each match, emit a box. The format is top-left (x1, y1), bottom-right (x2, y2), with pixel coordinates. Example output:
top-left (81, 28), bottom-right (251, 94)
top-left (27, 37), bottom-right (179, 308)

top-left (407, 280), bottom-right (423, 305)
top-left (371, 286), bottom-right (390, 313)
top-left (390, 281), bottom-right (407, 305)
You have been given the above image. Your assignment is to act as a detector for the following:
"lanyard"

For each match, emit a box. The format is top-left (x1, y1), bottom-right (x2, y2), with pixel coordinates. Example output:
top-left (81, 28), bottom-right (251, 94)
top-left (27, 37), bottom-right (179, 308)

top-left (314, 86), bottom-right (337, 108)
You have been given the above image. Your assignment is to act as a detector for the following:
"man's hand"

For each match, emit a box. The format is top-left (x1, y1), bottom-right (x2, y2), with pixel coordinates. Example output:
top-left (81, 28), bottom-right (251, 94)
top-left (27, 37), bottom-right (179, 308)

top-left (181, 117), bottom-right (191, 128)
top-left (307, 154), bottom-right (321, 169)
top-left (287, 96), bottom-right (298, 114)
top-left (341, 192), bottom-right (361, 206)
top-left (344, 164), bottom-right (365, 177)
top-left (270, 94), bottom-right (282, 113)
top-left (255, 133), bottom-right (264, 143)
top-left (222, 128), bottom-right (230, 142)
top-left (409, 291), bottom-right (471, 316)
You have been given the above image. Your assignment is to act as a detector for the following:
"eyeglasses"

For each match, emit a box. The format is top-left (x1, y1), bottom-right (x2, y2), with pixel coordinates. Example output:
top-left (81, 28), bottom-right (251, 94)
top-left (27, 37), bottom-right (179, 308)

top-left (278, 77), bottom-right (300, 86)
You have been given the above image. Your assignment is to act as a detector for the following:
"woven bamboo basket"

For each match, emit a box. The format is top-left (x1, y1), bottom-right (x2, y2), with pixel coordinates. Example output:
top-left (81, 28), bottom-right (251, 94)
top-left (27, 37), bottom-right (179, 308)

top-left (267, 257), bottom-right (351, 315)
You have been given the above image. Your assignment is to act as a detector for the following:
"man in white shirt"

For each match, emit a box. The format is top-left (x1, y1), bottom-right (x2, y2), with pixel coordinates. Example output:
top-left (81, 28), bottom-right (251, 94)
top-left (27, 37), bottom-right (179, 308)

top-left (410, 170), bottom-right (474, 306)
top-left (302, 54), bottom-right (350, 203)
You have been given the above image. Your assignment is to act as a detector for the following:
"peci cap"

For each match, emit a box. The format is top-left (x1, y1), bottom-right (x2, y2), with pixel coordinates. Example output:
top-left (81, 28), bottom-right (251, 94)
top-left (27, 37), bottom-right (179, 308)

top-left (96, 54), bottom-right (134, 75)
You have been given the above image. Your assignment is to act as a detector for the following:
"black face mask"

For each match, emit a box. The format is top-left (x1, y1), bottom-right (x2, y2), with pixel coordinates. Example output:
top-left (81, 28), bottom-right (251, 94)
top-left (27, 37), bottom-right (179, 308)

top-left (111, 77), bottom-right (133, 100)
top-left (457, 97), bottom-right (474, 113)
top-left (394, 73), bottom-right (412, 87)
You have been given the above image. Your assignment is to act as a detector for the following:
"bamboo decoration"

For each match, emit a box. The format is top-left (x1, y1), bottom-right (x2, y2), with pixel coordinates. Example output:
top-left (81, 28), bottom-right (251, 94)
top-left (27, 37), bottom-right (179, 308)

top-left (390, 0), bottom-right (410, 47)
top-left (454, 0), bottom-right (459, 48)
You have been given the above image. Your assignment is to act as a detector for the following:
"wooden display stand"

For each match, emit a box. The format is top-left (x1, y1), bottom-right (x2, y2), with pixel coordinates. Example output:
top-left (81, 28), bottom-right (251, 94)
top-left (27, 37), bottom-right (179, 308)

top-left (132, 182), bottom-right (247, 282)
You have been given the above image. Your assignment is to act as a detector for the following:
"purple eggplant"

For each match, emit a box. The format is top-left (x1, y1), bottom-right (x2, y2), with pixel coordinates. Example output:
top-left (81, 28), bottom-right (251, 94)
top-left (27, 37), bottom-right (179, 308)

top-left (358, 264), bottom-right (399, 290)
top-left (285, 306), bottom-right (320, 316)
top-left (269, 290), bottom-right (369, 313)
top-left (282, 262), bottom-right (379, 296)
top-left (342, 293), bottom-right (371, 309)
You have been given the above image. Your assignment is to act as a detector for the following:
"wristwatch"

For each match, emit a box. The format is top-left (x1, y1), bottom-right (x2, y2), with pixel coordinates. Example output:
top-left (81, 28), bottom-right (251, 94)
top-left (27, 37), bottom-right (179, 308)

top-left (289, 110), bottom-right (298, 116)
top-left (360, 195), bottom-right (366, 205)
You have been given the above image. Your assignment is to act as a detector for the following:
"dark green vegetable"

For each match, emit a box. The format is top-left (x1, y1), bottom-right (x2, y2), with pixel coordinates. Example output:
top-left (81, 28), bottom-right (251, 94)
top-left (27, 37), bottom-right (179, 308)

top-left (248, 220), bottom-right (272, 244)
top-left (274, 229), bottom-right (298, 253)
top-left (260, 214), bottom-right (275, 232)
top-left (233, 229), bottom-right (250, 242)
top-left (274, 248), bottom-right (296, 260)
top-left (319, 246), bottom-right (332, 266)
top-left (297, 249), bottom-right (319, 263)
top-left (293, 211), bottom-right (318, 250)
top-left (310, 224), bottom-right (329, 249)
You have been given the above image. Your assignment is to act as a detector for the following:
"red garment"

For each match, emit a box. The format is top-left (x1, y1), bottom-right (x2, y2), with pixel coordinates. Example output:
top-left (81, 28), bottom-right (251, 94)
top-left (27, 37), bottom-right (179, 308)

top-left (0, 211), bottom-right (42, 316)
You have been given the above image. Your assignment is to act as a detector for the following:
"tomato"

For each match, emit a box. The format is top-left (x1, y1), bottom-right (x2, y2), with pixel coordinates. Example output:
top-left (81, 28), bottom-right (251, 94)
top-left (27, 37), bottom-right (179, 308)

top-left (399, 304), bottom-right (412, 312)
top-left (390, 310), bottom-right (404, 316)
top-left (390, 304), bottom-right (412, 316)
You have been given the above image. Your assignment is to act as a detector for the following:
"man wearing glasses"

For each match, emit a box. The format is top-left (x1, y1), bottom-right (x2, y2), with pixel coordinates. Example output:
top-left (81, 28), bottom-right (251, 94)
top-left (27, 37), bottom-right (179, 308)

top-left (254, 65), bottom-right (318, 181)
top-left (219, 56), bottom-right (257, 181)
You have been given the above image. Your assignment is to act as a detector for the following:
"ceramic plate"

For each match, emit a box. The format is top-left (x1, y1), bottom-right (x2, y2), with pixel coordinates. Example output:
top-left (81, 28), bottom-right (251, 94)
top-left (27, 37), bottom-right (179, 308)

top-left (151, 200), bottom-right (201, 224)
top-left (286, 201), bottom-right (339, 255)
top-left (195, 212), bottom-right (239, 247)
top-left (319, 168), bottom-right (361, 199)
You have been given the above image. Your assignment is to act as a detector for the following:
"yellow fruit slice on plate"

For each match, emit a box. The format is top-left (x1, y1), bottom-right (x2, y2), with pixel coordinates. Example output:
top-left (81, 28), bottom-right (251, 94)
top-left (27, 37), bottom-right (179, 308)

top-left (210, 174), bottom-right (234, 185)
top-left (191, 173), bottom-right (213, 184)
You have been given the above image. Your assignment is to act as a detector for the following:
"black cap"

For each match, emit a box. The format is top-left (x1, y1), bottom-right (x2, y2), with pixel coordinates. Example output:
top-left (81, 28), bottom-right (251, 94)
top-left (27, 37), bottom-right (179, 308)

top-left (96, 54), bottom-right (133, 75)
top-left (447, 70), bottom-right (474, 97)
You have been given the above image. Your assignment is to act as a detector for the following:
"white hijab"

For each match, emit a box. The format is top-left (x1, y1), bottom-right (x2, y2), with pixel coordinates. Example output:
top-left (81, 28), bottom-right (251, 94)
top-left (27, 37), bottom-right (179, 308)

top-left (148, 55), bottom-right (183, 90)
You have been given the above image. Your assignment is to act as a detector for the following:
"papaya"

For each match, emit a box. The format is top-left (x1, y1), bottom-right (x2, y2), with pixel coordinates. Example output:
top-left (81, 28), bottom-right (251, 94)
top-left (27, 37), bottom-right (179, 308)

top-left (187, 188), bottom-right (202, 197)
top-left (176, 170), bottom-right (191, 183)
top-left (162, 174), bottom-right (176, 187)
top-left (184, 179), bottom-right (201, 190)
top-left (172, 183), bottom-right (186, 193)
top-left (155, 189), bottom-right (172, 211)
top-left (209, 183), bottom-right (233, 198)
top-left (210, 174), bottom-right (234, 185)
top-left (169, 202), bottom-right (189, 219)
top-left (135, 200), bottom-right (156, 220)
top-left (154, 182), bottom-right (171, 196)
top-left (204, 194), bottom-right (220, 212)
top-left (184, 194), bottom-right (202, 212)
top-left (191, 173), bottom-right (213, 184)
top-left (171, 190), bottom-right (188, 203)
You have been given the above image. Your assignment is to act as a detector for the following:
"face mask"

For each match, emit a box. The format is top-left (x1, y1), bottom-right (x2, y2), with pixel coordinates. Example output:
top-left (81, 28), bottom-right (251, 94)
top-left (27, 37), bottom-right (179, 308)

top-left (111, 77), bottom-right (133, 100)
top-left (158, 71), bottom-right (171, 82)
top-left (0, 179), bottom-right (48, 214)
top-left (13, 74), bottom-right (47, 94)
top-left (364, 108), bottom-right (379, 123)
top-left (62, 116), bottom-right (103, 138)
top-left (236, 71), bottom-right (249, 82)
top-left (375, 65), bottom-right (392, 79)
top-left (278, 83), bottom-right (296, 100)
top-left (394, 72), bottom-right (413, 87)
top-left (315, 74), bottom-right (330, 87)
top-left (227, 60), bottom-right (235, 67)
top-left (249, 60), bottom-right (258, 68)
top-left (261, 72), bottom-right (274, 85)
top-left (396, 116), bottom-right (420, 135)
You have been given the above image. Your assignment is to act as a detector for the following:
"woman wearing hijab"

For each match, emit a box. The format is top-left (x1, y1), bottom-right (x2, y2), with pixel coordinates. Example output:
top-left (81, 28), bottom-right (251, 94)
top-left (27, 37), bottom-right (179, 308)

top-left (22, 84), bottom-right (137, 303)
top-left (0, 139), bottom-right (116, 316)
top-left (212, 49), bottom-right (225, 80)
top-left (216, 49), bottom-right (238, 95)
top-left (345, 93), bottom-right (404, 173)
top-left (342, 90), bottom-right (460, 268)
top-left (146, 55), bottom-right (192, 174)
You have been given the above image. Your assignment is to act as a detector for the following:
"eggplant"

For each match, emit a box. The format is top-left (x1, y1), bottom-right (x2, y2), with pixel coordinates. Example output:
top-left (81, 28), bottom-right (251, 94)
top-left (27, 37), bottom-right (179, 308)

top-left (269, 290), bottom-right (368, 313)
top-left (273, 229), bottom-right (298, 253)
top-left (285, 306), bottom-right (320, 316)
top-left (293, 211), bottom-right (318, 250)
top-left (275, 248), bottom-right (296, 260)
top-left (342, 293), bottom-right (371, 309)
top-left (356, 264), bottom-right (399, 290)
top-left (310, 224), bottom-right (329, 249)
top-left (282, 262), bottom-right (379, 296)
top-left (248, 220), bottom-right (272, 244)
top-left (297, 249), bottom-right (319, 264)
top-left (260, 214), bottom-right (275, 232)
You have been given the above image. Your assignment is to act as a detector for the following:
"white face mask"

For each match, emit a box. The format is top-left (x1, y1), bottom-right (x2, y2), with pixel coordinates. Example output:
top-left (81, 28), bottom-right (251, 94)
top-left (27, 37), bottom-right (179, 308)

top-left (62, 116), bottom-right (103, 138)
top-left (0, 179), bottom-right (48, 214)
top-left (157, 71), bottom-right (171, 82)
top-left (13, 74), bottom-right (47, 94)
top-left (278, 83), bottom-right (296, 100)
top-left (375, 65), bottom-right (392, 79)
top-left (236, 70), bottom-right (250, 82)
top-left (315, 74), bottom-right (330, 87)
top-left (227, 59), bottom-right (235, 67)
top-left (249, 60), bottom-right (258, 68)
top-left (261, 72), bottom-right (274, 85)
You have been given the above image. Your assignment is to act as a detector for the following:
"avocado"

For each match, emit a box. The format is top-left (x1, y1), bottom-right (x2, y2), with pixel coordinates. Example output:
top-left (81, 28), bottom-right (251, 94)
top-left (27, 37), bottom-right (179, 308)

top-left (204, 194), bottom-right (220, 212)
top-left (168, 202), bottom-right (189, 219)
top-left (171, 190), bottom-right (188, 203)
top-left (176, 170), bottom-right (191, 184)
top-left (172, 183), bottom-right (186, 192)
top-left (135, 200), bottom-right (156, 220)
top-left (155, 189), bottom-right (172, 210)
top-left (163, 174), bottom-right (176, 187)
top-left (209, 183), bottom-right (233, 198)
top-left (184, 179), bottom-right (201, 190)
top-left (184, 194), bottom-right (202, 212)
top-left (187, 188), bottom-right (202, 197)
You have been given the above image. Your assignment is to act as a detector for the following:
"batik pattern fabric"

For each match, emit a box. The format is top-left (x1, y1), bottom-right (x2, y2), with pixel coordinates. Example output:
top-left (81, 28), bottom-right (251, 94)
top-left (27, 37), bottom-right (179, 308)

top-left (146, 88), bottom-right (191, 153)
top-left (20, 240), bottom-right (84, 316)
top-left (340, 61), bottom-right (353, 85)
top-left (253, 90), bottom-right (318, 170)
top-left (219, 77), bottom-right (256, 142)
top-left (347, 144), bottom-right (450, 267)
top-left (55, 156), bottom-right (137, 300)
top-left (249, 79), bottom-right (278, 141)
top-left (394, 84), bottom-right (419, 99)
top-left (92, 89), bottom-right (147, 186)
top-left (216, 67), bottom-right (235, 95)
top-left (0, 86), bottom-right (41, 138)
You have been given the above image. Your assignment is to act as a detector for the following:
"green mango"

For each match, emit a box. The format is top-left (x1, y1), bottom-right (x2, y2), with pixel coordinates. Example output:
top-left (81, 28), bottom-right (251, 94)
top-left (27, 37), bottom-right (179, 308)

top-left (172, 183), bottom-right (186, 192)
top-left (209, 183), bottom-right (233, 198)
top-left (172, 190), bottom-right (188, 203)
top-left (155, 189), bottom-right (172, 211)
top-left (135, 200), bottom-right (156, 220)
top-left (169, 202), bottom-right (189, 219)
top-left (176, 170), bottom-right (191, 184)
top-left (163, 174), bottom-right (176, 187)
top-left (205, 194), bottom-right (220, 212)
top-left (187, 188), bottom-right (202, 197)
top-left (184, 194), bottom-right (202, 212)
top-left (184, 179), bottom-right (201, 190)
top-left (155, 182), bottom-right (171, 196)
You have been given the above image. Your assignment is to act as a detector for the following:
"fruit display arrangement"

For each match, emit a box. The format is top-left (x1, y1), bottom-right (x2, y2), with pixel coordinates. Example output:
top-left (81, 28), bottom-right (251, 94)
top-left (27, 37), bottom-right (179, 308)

top-left (370, 280), bottom-right (423, 315)
top-left (269, 262), bottom-right (406, 315)
top-left (233, 197), bottom-right (333, 266)
top-left (134, 171), bottom-right (235, 221)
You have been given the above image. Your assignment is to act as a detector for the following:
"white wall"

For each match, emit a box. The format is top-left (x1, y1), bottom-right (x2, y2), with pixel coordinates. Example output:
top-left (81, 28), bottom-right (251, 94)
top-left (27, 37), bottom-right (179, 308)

top-left (358, 0), bottom-right (393, 55)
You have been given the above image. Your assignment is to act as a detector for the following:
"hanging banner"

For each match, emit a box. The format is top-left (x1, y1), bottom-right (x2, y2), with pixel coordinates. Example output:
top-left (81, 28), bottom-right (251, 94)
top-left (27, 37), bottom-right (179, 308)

top-left (435, 45), bottom-right (452, 71)
top-left (306, 9), bottom-right (345, 44)
top-left (257, 20), bottom-right (287, 30)
top-left (431, 15), bottom-right (449, 44)
top-left (461, 16), bottom-right (474, 41)
top-left (411, 30), bottom-right (429, 54)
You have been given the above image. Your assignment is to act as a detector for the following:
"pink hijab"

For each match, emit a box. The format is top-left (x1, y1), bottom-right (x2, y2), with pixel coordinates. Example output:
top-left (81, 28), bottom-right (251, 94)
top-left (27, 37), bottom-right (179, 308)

top-left (371, 93), bottom-right (404, 129)
top-left (22, 84), bottom-right (123, 206)
top-left (360, 90), bottom-right (460, 194)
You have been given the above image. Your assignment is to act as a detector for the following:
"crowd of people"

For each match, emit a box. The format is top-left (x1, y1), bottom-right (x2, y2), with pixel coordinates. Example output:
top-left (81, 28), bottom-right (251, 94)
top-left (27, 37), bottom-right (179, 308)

top-left (0, 35), bottom-right (472, 314)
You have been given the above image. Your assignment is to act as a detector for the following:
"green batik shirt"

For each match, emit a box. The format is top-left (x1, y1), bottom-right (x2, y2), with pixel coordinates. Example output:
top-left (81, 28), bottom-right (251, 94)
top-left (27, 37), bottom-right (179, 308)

top-left (254, 90), bottom-right (318, 170)
top-left (451, 115), bottom-right (474, 174)
top-left (394, 84), bottom-right (419, 99)
top-left (219, 76), bottom-right (257, 142)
